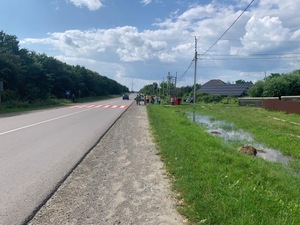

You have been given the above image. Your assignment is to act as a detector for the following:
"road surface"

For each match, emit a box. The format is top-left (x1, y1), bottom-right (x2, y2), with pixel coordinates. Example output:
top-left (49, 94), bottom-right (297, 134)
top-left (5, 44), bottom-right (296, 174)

top-left (28, 101), bottom-right (185, 225)
top-left (0, 97), bottom-right (133, 225)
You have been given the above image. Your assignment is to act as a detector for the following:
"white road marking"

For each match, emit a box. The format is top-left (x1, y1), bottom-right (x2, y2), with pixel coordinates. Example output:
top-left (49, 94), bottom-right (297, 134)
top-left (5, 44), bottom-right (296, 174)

top-left (0, 108), bottom-right (93, 136)
top-left (68, 104), bottom-right (128, 109)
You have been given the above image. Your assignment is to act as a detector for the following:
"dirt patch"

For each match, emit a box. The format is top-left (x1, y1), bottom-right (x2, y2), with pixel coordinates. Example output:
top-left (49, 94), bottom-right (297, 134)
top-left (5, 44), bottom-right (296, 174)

top-left (238, 145), bottom-right (267, 156)
top-left (28, 104), bottom-right (185, 225)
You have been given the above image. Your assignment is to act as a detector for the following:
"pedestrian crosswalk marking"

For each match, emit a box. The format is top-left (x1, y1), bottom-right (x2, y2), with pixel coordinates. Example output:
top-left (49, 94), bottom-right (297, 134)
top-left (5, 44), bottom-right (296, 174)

top-left (68, 104), bottom-right (129, 109)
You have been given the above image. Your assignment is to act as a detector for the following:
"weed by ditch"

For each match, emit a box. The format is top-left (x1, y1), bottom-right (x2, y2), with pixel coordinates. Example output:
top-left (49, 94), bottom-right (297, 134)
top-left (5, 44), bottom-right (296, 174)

top-left (148, 104), bottom-right (300, 225)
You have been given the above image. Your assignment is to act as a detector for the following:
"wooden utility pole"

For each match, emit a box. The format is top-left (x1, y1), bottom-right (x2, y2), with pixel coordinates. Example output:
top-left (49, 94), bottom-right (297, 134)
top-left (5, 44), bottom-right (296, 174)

top-left (162, 77), bottom-right (165, 96)
top-left (193, 37), bottom-right (198, 106)
top-left (167, 72), bottom-right (172, 98)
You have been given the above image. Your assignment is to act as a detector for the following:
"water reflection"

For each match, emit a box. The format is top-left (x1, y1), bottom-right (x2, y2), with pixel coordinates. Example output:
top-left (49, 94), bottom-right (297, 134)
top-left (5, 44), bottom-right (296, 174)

top-left (187, 112), bottom-right (290, 165)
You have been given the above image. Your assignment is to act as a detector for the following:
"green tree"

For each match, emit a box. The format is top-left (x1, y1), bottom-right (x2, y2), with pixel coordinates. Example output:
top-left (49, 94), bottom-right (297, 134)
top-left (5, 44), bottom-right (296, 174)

top-left (263, 76), bottom-right (288, 97)
top-left (0, 31), bottom-right (22, 100)
top-left (284, 72), bottom-right (300, 96)
top-left (248, 80), bottom-right (265, 97)
top-left (266, 73), bottom-right (281, 80)
top-left (248, 70), bottom-right (300, 97)
top-left (139, 84), bottom-right (154, 95)
top-left (0, 30), bottom-right (129, 102)
top-left (235, 79), bottom-right (246, 84)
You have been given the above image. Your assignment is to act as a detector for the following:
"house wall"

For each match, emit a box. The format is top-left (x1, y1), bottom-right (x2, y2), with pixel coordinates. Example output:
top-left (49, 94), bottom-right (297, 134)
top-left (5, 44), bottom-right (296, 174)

top-left (263, 99), bottom-right (300, 114)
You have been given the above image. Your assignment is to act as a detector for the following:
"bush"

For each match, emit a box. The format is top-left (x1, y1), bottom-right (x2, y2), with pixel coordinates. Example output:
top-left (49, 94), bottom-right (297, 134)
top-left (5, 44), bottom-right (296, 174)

top-left (200, 94), bottom-right (223, 103)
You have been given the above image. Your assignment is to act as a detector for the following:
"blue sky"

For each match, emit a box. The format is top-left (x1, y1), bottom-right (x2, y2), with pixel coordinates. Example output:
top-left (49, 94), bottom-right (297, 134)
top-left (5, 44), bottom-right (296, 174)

top-left (1, 0), bottom-right (300, 91)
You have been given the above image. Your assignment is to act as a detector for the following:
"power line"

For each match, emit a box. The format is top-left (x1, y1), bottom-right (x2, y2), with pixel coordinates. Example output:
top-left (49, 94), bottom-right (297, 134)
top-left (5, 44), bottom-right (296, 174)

top-left (202, 56), bottom-right (300, 61)
top-left (201, 53), bottom-right (300, 61)
top-left (175, 0), bottom-right (256, 84)
top-left (204, 53), bottom-right (300, 56)
top-left (195, 37), bottom-right (300, 43)
top-left (199, 0), bottom-right (255, 57)
top-left (177, 58), bottom-right (194, 82)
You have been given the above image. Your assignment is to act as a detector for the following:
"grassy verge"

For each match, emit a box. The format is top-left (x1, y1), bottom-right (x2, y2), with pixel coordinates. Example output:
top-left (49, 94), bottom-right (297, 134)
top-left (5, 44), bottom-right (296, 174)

top-left (147, 103), bottom-right (300, 225)
top-left (188, 103), bottom-right (300, 159)
top-left (0, 95), bottom-right (120, 114)
top-left (0, 98), bottom-right (68, 114)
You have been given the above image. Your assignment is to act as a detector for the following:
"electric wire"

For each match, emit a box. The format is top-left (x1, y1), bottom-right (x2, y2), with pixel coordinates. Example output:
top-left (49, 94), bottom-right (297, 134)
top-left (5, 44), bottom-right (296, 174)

top-left (176, 0), bottom-right (256, 84)
top-left (199, 0), bottom-right (255, 57)
top-left (177, 58), bottom-right (194, 82)
top-left (201, 52), bottom-right (300, 61)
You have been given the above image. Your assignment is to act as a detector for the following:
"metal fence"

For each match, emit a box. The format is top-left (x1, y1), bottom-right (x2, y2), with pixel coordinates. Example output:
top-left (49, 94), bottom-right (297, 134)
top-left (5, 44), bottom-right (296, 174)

top-left (238, 97), bottom-right (279, 107)
top-left (263, 98), bottom-right (300, 114)
top-left (238, 96), bottom-right (300, 114)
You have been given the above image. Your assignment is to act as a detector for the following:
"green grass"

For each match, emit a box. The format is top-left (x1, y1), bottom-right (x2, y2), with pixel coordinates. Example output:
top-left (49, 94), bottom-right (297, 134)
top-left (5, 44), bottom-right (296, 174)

top-left (190, 103), bottom-right (300, 159)
top-left (147, 103), bottom-right (300, 225)
top-left (0, 95), bottom-right (120, 114)
top-left (0, 98), bottom-right (68, 114)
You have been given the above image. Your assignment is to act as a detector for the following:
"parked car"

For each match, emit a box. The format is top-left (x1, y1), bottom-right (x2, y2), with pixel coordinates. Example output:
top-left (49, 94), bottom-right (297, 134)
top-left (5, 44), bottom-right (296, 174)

top-left (122, 94), bottom-right (129, 100)
top-left (185, 97), bottom-right (194, 103)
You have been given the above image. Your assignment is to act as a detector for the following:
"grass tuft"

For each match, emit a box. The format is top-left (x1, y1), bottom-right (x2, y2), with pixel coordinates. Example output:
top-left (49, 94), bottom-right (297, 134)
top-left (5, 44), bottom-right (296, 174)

top-left (148, 103), bottom-right (300, 225)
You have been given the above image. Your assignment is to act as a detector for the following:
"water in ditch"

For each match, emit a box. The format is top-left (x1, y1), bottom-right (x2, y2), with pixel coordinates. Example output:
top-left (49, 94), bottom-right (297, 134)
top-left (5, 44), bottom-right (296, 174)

top-left (187, 112), bottom-right (290, 165)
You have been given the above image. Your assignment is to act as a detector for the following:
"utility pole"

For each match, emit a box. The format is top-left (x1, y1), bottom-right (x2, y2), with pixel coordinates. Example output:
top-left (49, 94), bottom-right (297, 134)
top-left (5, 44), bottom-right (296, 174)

top-left (175, 72), bottom-right (177, 97)
top-left (162, 77), bottom-right (165, 97)
top-left (175, 72), bottom-right (177, 88)
top-left (167, 72), bottom-right (172, 98)
top-left (193, 37), bottom-right (198, 107)
top-left (166, 72), bottom-right (177, 97)
top-left (264, 71), bottom-right (267, 80)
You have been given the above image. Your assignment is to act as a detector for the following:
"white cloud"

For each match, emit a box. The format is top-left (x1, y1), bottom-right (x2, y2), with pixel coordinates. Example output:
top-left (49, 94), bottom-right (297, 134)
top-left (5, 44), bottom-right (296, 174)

top-left (20, 1), bottom-right (300, 90)
top-left (66, 0), bottom-right (103, 10)
top-left (178, 4), bottom-right (216, 21)
top-left (140, 0), bottom-right (152, 6)
top-left (233, 15), bottom-right (290, 54)
top-left (22, 27), bottom-right (170, 63)
top-left (158, 52), bottom-right (175, 63)
top-left (55, 55), bottom-right (98, 65)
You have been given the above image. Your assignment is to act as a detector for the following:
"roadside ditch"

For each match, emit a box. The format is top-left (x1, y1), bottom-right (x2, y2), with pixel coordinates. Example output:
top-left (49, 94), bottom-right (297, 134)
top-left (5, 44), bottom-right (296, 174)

top-left (186, 112), bottom-right (299, 174)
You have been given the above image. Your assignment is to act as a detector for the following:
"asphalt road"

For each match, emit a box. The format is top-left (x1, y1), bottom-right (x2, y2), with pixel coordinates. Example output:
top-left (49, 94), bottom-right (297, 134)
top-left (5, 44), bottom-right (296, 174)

top-left (0, 97), bottom-right (133, 225)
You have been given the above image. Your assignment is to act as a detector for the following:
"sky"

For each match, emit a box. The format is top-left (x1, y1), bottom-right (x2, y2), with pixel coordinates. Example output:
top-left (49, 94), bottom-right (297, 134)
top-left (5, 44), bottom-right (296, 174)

top-left (0, 0), bottom-right (300, 91)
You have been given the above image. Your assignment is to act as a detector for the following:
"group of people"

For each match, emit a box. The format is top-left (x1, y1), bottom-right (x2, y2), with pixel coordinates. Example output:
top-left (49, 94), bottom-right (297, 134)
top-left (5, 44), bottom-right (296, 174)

top-left (170, 97), bottom-right (181, 105)
top-left (135, 94), bottom-right (161, 105)
top-left (134, 94), bottom-right (183, 105)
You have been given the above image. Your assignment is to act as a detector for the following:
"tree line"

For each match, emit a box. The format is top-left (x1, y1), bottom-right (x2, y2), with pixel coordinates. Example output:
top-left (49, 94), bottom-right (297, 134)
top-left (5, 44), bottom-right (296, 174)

top-left (139, 81), bottom-right (199, 98)
top-left (139, 70), bottom-right (300, 101)
top-left (248, 70), bottom-right (300, 97)
top-left (0, 31), bottom-right (129, 103)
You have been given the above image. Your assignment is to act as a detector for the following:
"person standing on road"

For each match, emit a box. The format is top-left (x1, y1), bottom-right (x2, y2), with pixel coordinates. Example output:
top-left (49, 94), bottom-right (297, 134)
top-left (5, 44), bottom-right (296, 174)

top-left (135, 94), bottom-right (139, 105)
top-left (136, 94), bottom-right (141, 105)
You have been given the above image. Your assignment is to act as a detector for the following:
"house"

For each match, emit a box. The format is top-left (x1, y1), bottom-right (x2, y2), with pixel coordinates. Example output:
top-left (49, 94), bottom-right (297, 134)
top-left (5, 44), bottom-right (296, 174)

top-left (199, 79), bottom-right (252, 97)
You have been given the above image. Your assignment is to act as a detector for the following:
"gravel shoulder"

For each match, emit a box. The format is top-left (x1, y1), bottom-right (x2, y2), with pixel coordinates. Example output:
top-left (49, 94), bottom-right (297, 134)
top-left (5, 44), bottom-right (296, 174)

top-left (28, 103), bottom-right (185, 225)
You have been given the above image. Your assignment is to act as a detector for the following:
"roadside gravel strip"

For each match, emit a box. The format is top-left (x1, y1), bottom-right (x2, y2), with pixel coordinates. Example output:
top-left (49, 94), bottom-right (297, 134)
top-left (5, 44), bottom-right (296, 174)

top-left (28, 103), bottom-right (185, 225)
